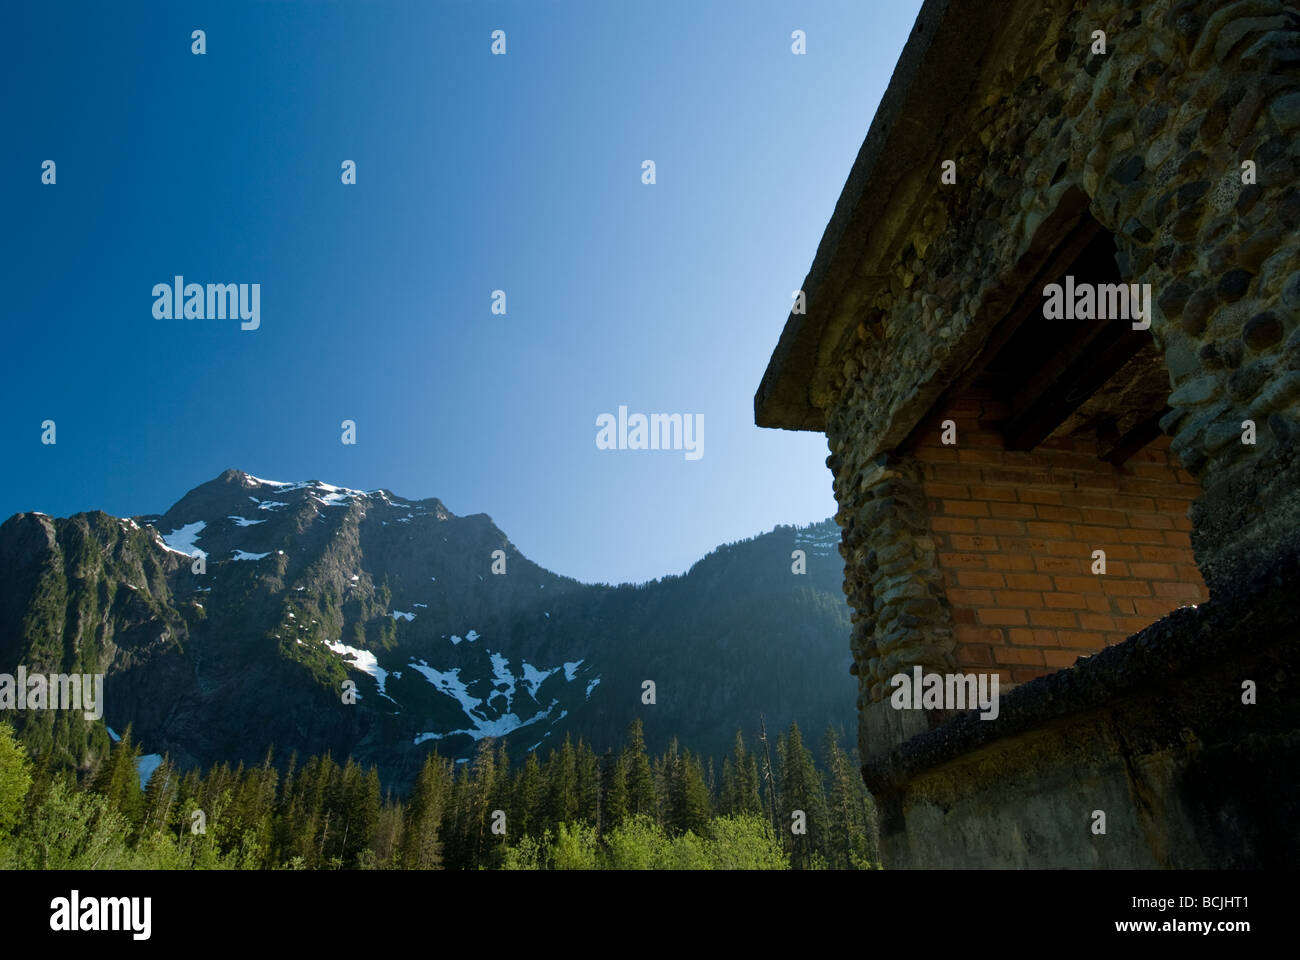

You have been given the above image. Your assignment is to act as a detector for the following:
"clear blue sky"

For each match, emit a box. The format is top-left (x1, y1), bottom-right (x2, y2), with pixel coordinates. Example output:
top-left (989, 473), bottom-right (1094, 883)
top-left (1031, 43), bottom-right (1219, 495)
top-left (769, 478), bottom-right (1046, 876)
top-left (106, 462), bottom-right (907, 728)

top-left (2, 0), bottom-right (921, 585)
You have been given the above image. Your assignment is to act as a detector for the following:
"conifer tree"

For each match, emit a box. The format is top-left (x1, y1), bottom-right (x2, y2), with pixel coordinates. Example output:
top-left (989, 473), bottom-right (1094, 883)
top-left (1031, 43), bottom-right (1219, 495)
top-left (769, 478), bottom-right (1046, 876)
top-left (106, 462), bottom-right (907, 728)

top-left (401, 753), bottom-right (447, 869)
top-left (602, 749), bottom-right (628, 831)
top-left (544, 734), bottom-right (578, 827)
top-left (512, 751), bottom-right (544, 837)
top-left (140, 755), bottom-right (177, 840)
top-left (468, 739), bottom-right (500, 867)
top-left (668, 749), bottom-right (711, 836)
top-left (622, 719), bottom-right (656, 821)
top-left (91, 724), bottom-right (143, 827)
top-left (575, 739), bottom-right (602, 829)
top-left (776, 722), bottom-right (828, 869)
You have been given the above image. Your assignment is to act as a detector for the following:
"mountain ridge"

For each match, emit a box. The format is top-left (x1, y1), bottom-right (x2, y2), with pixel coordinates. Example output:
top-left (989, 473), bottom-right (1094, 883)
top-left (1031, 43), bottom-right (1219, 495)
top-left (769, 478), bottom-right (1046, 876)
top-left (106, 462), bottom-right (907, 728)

top-left (0, 470), bottom-right (852, 791)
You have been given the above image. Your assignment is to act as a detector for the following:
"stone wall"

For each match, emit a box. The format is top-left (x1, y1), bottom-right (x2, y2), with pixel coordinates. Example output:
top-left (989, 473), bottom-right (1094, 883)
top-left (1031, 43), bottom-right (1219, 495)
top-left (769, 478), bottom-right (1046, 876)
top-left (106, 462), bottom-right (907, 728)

top-left (824, 0), bottom-right (1300, 764)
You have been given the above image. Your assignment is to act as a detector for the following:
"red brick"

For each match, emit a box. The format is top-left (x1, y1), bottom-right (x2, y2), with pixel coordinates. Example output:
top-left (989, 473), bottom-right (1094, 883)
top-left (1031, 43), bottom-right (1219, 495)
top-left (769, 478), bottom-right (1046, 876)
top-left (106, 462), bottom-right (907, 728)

top-left (1065, 470), bottom-right (1119, 491)
top-left (943, 499), bottom-right (990, 517)
top-left (1001, 536), bottom-right (1052, 554)
top-left (957, 644), bottom-right (995, 666)
top-left (1068, 491), bottom-right (1119, 509)
top-left (1072, 524), bottom-right (1115, 542)
top-left (970, 485), bottom-right (1020, 502)
top-left (1153, 581), bottom-right (1205, 600)
top-left (976, 518), bottom-right (1027, 536)
top-left (984, 467), bottom-right (1056, 486)
top-left (1115, 616), bottom-right (1155, 636)
top-left (995, 590), bottom-right (1044, 608)
top-left (931, 516), bottom-right (978, 534)
top-left (1009, 628), bottom-right (1058, 646)
top-left (1117, 479), bottom-right (1182, 498)
top-left (988, 501), bottom-right (1038, 520)
top-left (1110, 495), bottom-right (1157, 512)
top-left (1102, 579), bottom-right (1151, 597)
top-left (1129, 561), bottom-right (1178, 580)
top-left (1138, 545), bottom-right (1189, 563)
top-left (1004, 573), bottom-right (1054, 590)
top-left (1027, 521), bottom-right (1073, 539)
top-left (1046, 540), bottom-right (1090, 558)
top-left (999, 647), bottom-right (1046, 665)
top-left (928, 464), bottom-right (984, 483)
top-left (1044, 592), bottom-right (1088, 609)
top-left (1035, 556), bottom-right (1083, 574)
top-left (939, 553), bottom-right (988, 568)
top-left (957, 571), bottom-right (1006, 588)
top-left (1103, 544), bottom-right (1141, 560)
top-left (1034, 505), bottom-right (1084, 522)
top-left (925, 482), bottom-right (970, 499)
top-left (1118, 528), bottom-right (1168, 544)
top-left (978, 608), bottom-right (1029, 626)
top-left (1084, 593), bottom-right (1111, 614)
top-left (1029, 609), bottom-right (1079, 628)
top-left (956, 448), bottom-right (1006, 465)
top-left (985, 553), bottom-right (1037, 571)
top-left (1082, 508), bottom-right (1128, 526)
top-left (955, 626), bottom-right (1005, 645)
top-left (1078, 613), bottom-right (1117, 631)
top-left (1010, 667), bottom-right (1048, 683)
top-left (1018, 489), bottom-right (1064, 506)
top-left (1059, 630), bottom-right (1107, 649)
top-left (1042, 649), bottom-right (1082, 668)
top-left (1134, 598), bottom-right (1177, 617)
top-left (1130, 512), bottom-right (1174, 530)
top-left (1053, 575), bottom-right (1104, 594)
top-left (949, 534), bottom-right (1000, 552)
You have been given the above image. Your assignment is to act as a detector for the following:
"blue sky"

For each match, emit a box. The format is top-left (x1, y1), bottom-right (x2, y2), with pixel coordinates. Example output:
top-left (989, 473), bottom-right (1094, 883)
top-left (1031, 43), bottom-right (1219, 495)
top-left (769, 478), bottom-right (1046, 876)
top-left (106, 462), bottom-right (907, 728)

top-left (2, 0), bottom-right (920, 584)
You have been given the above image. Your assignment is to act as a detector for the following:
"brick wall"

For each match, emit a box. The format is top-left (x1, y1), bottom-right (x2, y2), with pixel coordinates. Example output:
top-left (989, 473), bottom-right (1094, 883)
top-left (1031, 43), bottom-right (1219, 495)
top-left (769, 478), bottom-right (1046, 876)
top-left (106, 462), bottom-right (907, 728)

top-left (913, 397), bottom-right (1208, 687)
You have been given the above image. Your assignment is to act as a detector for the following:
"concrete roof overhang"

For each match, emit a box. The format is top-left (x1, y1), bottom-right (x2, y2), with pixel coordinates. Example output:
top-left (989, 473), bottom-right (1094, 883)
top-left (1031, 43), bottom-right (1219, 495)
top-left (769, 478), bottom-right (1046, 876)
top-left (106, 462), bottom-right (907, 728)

top-left (753, 0), bottom-right (1019, 432)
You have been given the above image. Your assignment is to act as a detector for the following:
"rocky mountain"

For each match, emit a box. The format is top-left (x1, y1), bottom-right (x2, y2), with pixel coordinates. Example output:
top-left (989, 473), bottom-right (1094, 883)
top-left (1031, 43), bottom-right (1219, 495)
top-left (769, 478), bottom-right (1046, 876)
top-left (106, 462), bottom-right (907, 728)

top-left (0, 470), bottom-right (851, 789)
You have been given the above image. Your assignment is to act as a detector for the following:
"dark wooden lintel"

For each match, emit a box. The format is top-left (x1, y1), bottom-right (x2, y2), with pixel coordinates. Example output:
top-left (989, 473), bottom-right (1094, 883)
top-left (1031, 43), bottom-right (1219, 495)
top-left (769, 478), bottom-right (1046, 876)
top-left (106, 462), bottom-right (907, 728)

top-left (1099, 408), bottom-right (1170, 464)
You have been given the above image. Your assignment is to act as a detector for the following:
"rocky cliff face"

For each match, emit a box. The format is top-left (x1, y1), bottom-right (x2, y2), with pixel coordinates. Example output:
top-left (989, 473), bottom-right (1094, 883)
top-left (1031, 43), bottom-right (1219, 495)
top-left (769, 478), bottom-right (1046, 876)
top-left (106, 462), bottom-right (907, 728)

top-left (0, 470), bottom-right (850, 788)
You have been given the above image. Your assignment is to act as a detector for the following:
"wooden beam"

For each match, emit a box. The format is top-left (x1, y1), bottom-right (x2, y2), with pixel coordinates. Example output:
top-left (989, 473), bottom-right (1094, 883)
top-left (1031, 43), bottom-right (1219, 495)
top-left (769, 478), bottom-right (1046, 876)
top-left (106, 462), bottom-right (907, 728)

top-left (945, 214), bottom-right (1103, 398)
top-left (1002, 320), bottom-right (1151, 451)
top-left (1099, 408), bottom-right (1170, 464)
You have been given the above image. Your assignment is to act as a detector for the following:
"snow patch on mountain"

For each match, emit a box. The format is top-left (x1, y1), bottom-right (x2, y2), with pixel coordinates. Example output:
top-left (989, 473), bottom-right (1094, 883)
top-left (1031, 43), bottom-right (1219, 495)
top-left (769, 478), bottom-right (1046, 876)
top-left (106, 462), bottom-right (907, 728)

top-left (312, 492), bottom-right (352, 507)
top-left (158, 521), bottom-right (205, 556)
top-left (323, 639), bottom-right (394, 702)
top-left (520, 662), bottom-right (558, 699)
top-left (407, 657), bottom-right (563, 743)
top-left (231, 550), bottom-right (271, 561)
top-left (412, 698), bottom-right (561, 745)
top-left (227, 515), bottom-right (266, 527)
top-left (488, 652), bottom-right (516, 710)
top-left (244, 474), bottom-right (296, 488)
top-left (407, 660), bottom-right (480, 716)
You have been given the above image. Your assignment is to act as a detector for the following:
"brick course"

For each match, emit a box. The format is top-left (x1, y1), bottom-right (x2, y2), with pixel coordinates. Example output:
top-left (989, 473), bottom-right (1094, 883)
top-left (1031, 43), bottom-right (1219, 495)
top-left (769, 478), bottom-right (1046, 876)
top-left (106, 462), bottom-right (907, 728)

top-left (916, 402), bottom-right (1208, 684)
